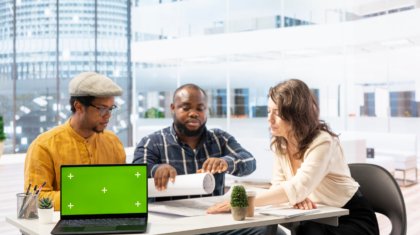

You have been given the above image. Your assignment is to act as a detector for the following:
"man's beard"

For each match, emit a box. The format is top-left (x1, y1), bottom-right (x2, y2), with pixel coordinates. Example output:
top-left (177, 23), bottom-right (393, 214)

top-left (174, 119), bottom-right (206, 137)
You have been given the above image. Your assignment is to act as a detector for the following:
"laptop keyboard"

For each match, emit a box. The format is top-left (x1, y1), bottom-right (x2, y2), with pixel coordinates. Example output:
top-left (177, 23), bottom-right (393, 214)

top-left (62, 217), bottom-right (146, 227)
top-left (52, 217), bottom-right (147, 234)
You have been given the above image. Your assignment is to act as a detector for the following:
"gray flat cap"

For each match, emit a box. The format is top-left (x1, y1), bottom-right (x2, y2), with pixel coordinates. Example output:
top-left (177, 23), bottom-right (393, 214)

top-left (69, 72), bottom-right (123, 97)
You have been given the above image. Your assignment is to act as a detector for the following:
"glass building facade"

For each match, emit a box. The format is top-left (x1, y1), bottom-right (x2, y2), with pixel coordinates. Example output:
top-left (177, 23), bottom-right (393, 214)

top-left (0, 0), bottom-right (130, 152)
top-left (1, 0), bottom-right (420, 153)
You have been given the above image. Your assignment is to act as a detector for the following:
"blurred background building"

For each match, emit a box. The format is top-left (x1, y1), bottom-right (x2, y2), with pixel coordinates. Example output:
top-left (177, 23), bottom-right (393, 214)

top-left (0, 0), bottom-right (130, 152)
top-left (1, 0), bottom-right (420, 155)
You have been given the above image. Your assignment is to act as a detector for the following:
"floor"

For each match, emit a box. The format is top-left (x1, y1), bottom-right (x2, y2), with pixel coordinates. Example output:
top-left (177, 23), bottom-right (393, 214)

top-left (0, 158), bottom-right (419, 234)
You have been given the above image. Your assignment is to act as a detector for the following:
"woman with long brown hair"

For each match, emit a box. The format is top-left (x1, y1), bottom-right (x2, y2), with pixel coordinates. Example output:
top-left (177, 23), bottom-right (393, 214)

top-left (208, 79), bottom-right (379, 235)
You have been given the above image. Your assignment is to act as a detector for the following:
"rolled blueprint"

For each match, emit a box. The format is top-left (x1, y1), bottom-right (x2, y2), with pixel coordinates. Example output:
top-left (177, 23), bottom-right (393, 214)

top-left (148, 173), bottom-right (215, 197)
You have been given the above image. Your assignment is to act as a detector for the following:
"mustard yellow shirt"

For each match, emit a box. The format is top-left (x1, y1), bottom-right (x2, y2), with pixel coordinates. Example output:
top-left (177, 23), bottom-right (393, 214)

top-left (24, 119), bottom-right (126, 210)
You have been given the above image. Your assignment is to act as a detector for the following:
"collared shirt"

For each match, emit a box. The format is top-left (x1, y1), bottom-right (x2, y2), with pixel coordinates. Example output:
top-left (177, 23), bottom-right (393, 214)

top-left (133, 125), bottom-right (256, 199)
top-left (24, 119), bottom-right (126, 210)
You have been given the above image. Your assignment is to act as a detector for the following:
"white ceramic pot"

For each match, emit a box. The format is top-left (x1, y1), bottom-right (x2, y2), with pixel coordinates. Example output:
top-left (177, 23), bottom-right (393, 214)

top-left (37, 208), bottom-right (54, 224)
top-left (231, 207), bottom-right (247, 221)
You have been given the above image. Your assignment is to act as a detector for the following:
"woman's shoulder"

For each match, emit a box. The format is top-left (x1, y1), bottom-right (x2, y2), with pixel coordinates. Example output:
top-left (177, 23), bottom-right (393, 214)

top-left (311, 130), bottom-right (336, 146)
top-left (305, 131), bottom-right (341, 160)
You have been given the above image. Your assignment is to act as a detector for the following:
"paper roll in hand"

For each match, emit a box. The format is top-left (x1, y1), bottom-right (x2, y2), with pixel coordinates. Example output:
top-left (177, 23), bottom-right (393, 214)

top-left (149, 173), bottom-right (215, 197)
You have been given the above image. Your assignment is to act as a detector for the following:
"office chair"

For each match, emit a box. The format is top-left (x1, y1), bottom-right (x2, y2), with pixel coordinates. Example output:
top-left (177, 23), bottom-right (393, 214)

top-left (349, 163), bottom-right (407, 235)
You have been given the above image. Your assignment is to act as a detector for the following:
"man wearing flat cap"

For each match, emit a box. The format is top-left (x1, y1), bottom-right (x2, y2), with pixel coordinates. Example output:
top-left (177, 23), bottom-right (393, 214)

top-left (24, 72), bottom-right (126, 210)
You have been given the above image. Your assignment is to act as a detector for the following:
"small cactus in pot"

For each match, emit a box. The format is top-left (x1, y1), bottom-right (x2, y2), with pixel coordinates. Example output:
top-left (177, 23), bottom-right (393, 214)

top-left (38, 197), bottom-right (53, 209)
top-left (37, 196), bottom-right (54, 223)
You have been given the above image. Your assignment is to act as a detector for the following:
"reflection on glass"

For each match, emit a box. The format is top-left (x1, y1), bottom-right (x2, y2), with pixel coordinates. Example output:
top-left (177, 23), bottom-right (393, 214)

top-left (2, 0), bottom-right (420, 153)
top-left (0, 0), bottom-right (129, 153)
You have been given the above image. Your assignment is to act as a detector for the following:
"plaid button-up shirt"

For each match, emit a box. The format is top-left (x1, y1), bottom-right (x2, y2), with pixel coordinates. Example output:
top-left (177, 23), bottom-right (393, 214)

top-left (133, 125), bottom-right (256, 200)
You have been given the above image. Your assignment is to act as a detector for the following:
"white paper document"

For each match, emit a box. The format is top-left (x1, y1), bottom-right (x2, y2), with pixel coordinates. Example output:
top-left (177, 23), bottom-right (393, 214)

top-left (149, 196), bottom-right (224, 217)
top-left (257, 206), bottom-right (320, 218)
top-left (148, 173), bottom-right (215, 197)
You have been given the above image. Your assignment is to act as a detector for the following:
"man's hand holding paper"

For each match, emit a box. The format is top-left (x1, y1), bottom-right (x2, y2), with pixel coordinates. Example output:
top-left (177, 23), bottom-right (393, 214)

top-left (154, 164), bottom-right (177, 191)
top-left (197, 158), bottom-right (228, 174)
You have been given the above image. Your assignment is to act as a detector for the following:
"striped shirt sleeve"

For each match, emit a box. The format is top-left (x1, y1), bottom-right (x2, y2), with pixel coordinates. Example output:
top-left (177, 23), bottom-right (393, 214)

top-left (213, 129), bottom-right (256, 177)
top-left (133, 135), bottom-right (161, 177)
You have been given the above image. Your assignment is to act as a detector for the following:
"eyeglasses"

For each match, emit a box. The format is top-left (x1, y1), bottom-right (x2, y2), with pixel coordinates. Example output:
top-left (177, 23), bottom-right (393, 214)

top-left (89, 104), bottom-right (117, 116)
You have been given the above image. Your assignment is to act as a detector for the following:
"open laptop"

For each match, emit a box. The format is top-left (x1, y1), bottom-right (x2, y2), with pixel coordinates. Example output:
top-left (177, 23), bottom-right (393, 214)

top-left (51, 164), bottom-right (148, 235)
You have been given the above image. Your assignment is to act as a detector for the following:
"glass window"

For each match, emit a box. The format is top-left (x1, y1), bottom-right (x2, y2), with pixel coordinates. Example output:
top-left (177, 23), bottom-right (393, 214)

top-left (2, 0), bottom-right (420, 153)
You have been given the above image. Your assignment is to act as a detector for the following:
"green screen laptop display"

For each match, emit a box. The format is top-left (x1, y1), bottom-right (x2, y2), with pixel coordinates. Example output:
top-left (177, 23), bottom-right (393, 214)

top-left (61, 165), bottom-right (147, 216)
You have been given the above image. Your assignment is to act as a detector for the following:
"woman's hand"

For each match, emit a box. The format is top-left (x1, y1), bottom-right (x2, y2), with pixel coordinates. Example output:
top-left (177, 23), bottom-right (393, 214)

top-left (207, 200), bottom-right (231, 214)
top-left (293, 198), bottom-right (317, 210)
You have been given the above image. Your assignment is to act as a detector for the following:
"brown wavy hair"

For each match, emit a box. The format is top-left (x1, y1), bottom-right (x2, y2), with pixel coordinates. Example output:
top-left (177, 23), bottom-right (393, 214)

top-left (269, 79), bottom-right (337, 160)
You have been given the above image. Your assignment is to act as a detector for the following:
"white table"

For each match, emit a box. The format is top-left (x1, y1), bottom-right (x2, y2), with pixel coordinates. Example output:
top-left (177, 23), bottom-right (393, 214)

top-left (6, 197), bottom-right (348, 235)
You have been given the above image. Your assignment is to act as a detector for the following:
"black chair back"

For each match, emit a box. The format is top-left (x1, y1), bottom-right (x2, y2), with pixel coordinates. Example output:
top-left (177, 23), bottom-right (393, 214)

top-left (349, 163), bottom-right (407, 235)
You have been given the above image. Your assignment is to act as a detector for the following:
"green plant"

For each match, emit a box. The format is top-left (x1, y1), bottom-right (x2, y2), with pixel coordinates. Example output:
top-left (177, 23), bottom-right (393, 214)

top-left (230, 185), bottom-right (248, 208)
top-left (145, 107), bottom-right (164, 118)
top-left (0, 116), bottom-right (6, 142)
top-left (38, 197), bottom-right (53, 209)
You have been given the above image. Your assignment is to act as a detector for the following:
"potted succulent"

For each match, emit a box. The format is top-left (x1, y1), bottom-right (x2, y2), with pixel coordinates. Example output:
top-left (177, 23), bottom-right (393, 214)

top-left (230, 185), bottom-right (248, 221)
top-left (0, 115), bottom-right (6, 157)
top-left (37, 196), bottom-right (54, 223)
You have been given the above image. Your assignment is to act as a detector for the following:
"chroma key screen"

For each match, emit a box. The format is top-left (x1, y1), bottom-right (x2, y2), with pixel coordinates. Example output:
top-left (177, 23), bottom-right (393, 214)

top-left (60, 165), bottom-right (148, 216)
